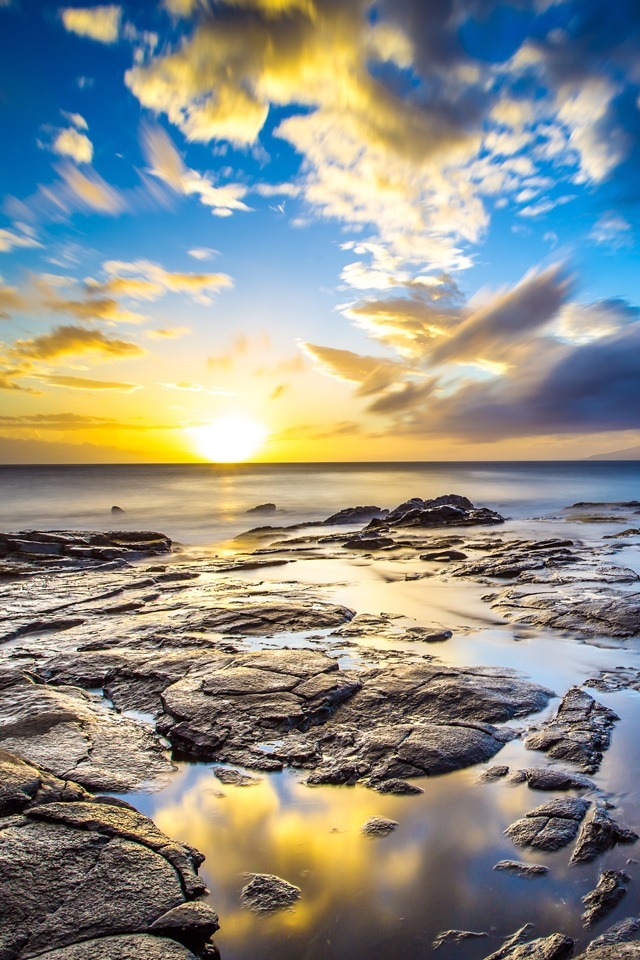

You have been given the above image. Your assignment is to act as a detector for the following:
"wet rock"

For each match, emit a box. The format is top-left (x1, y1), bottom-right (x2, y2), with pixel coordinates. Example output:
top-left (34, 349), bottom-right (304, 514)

top-left (0, 748), bottom-right (89, 816)
top-left (343, 535), bottom-right (396, 550)
top-left (525, 687), bottom-right (618, 773)
top-left (370, 778), bottom-right (424, 795)
top-left (433, 929), bottom-right (489, 950)
top-left (603, 528), bottom-right (640, 539)
top-left (192, 601), bottom-right (355, 635)
top-left (483, 925), bottom-right (573, 960)
top-left (246, 503), bottom-right (276, 515)
top-left (32, 935), bottom-right (198, 960)
top-left (478, 765), bottom-right (510, 782)
top-left (212, 766), bottom-right (261, 787)
top-left (493, 860), bottom-right (549, 878)
top-left (505, 797), bottom-right (590, 851)
top-left (493, 586), bottom-right (640, 638)
top-left (570, 807), bottom-right (638, 864)
top-left (240, 873), bottom-right (301, 912)
top-left (582, 870), bottom-right (630, 927)
top-left (0, 678), bottom-right (173, 792)
top-left (421, 549), bottom-right (468, 561)
top-left (324, 505), bottom-right (388, 525)
top-left (0, 762), bottom-right (213, 960)
top-left (509, 768), bottom-right (596, 791)
top-left (577, 946), bottom-right (640, 959)
top-left (580, 917), bottom-right (640, 954)
top-left (383, 494), bottom-right (504, 529)
top-left (361, 816), bottom-right (398, 837)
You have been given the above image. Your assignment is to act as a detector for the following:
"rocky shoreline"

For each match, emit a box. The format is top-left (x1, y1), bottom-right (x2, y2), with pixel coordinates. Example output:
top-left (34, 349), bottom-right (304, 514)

top-left (2, 494), bottom-right (640, 958)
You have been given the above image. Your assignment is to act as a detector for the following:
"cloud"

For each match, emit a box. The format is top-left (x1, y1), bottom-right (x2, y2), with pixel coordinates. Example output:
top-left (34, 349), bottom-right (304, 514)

top-left (159, 381), bottom-right (203, 391)
top-left (52, 127), bottom-right (94, 164)
top-left (60, 5), bottom-right (122, 43)
top-left (299, 341), bottom-right (413, 396)
top-left (11, 324), bottom-right (144, 361)
top-left (57, 162), bottom-right (125, 214)
top-left (146, 326), bottom-right (191, 339)
top-left (0, 224), bottom-right (41, 254)
top-left (188, 247), bottom-right (219, 261)
top-left (0, 283), bottom-right (27, 318)
top-left (141, 124), bottom-right (250, 216)
top-left (101, 258), bottom-right (233, 303)
top-left (589, 212), bottom-right (633, 248)
top-left (37, 374), bottom-right (142, 391)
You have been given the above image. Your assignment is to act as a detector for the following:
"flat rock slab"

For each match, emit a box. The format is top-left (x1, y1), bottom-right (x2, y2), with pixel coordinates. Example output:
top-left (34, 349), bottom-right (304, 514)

top-left (193, 602), bottom-right (355, 635)
top-left (571, 807), bottom-right (638, 864)
top-left (0, 753), bottom-right (213, 960)
top-left (505, 797), bottom-right (590, 851)
top-left (31, 935), bottom-right (198, 960)
top-left (493, 586), bottom-right (640, 638)
top-left (582, 870), bottom-right (630, 927)
top-left (0, 678), bottom-right (174, 792)
top-left (525, 687), bottom-right (618, 773)
top-left (240, 873), bottom-right (301, 912)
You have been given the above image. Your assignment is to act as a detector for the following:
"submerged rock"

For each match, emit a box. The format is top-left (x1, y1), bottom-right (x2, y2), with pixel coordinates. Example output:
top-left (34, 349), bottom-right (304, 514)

top-left (370, 778), bottom-right (424, 795)
top-left (361, 816), bottom-right (398, 837)
top-left (582, 870), bottom-right (630, 927)
top-left (246, 503), bottom-right (276, 515)
top-left (212, 766), bottom-right (261, 787)
top-left (433, 929), bottom-right (488, 950)
top-left (505, 797), bottom-right (590, 851)
top-left (570, 807), bottom-right (638, 864)
top-left (493, 860), bottom-right (549, 878)
top-left (240, 873), bottom-right (301, 912)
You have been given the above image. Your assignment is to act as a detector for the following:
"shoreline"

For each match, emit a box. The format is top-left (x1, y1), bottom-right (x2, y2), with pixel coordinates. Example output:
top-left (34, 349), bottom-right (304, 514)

top-left (2, 494), bottom-right (640, 959)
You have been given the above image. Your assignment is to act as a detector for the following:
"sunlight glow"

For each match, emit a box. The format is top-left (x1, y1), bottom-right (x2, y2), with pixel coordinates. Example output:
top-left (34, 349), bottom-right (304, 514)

top-left (190, 415), bottom-right (267, 462)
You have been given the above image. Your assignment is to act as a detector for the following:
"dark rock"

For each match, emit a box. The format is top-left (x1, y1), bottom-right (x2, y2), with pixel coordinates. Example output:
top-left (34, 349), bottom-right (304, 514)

top-left (571, 807), bottom-right (638, 864)
top-left (361, 816), bottom-right (398, 837)
top-left (191, 601), bottom-right (355, 635)
top-left (32, 935), bottom-right (198, 960)
top-left (420, 549), bottom-right (468, 561)
top-left (240, 873), bottom-right (301, 912)
top-left (384, 495), bottom-right (503, 529)
top-left (525, 687), bottom-right (618, 773)
top-left (505, 797), bottom-right (590, 851)
top-left (212, 766), bottom-right (261, 787)
top-left (343, 536), bottom-right (396, 550)
top-left (370, 778), bottom-right (424, 795)
top-left (433, 929), bottom-right (488, 950)
top-left (493, 587), bottom-right (640, 638)
top-left (580, 917), bottom-right (640, 954)
top-left (493, 860), bottom-right (549, 878)
top-left (577, 946), bottom-right (640, 959)
top-left (324, 505), bottom-right (389, 525)
top-left (149, 901), bottom-right (220, 949)
top-left (582, 870), bottom-right (630, 927)
top-left (483, 926), bottom-right (573, 960)
top-left (111, 506), bottom-right (125, 514)
top-left (0, 748), bottom-right (89, 816)
top-left (511, 768), bottom-right (596, 791)
top-left (246, 503), bottom-right (277, 515)
top-left (478, 765), bottom-right (510, 782)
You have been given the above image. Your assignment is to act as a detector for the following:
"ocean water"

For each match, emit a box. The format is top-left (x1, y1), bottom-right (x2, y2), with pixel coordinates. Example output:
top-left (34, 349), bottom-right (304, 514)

top-left (0, 460), bottom-right (639, 544)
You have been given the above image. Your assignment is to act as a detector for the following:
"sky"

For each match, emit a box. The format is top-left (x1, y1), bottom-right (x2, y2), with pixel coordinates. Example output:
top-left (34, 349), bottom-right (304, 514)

top-left (1, 0), bottom-right (640, 463)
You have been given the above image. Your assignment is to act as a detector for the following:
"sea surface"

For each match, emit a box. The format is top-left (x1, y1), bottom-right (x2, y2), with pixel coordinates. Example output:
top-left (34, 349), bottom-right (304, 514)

top-left (1, 460), bottom-right (639, 545)
top-left (4, 460), bottom-right (640, 959)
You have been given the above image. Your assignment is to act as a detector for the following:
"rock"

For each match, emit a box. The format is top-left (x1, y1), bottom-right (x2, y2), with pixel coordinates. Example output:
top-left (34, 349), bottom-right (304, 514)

top-left (343, 536), bottom-right (396, 550)
top-left (246, 503), bottom-right (276, 515)
top-left (370, 778), bottom-right (424, 795)
top-left (240, 873), bottom-right (301, 912)
top-left (0, 678), bottom-right (173, 792)
top-left (580, 917), bottom-right (640, 954)
top-left (525, 687), bottom-right (618, 773)
top-left (0, 529), bottom-right (172, 571)
top-left (505, 797), bottom-right (590, 851)
top-left (433, 929), bottom-right (489, 950)
top-left (577, 947), bottom-right (640, 959)
top-left (383, 495), bottom-right (503, 529)
top-left (421, 549), bottom-right (468, 561)
top-left (571, 807), bottom-right (638, 864)
top-left (111, 506), bottom-right (125, 514)
top-left (32, 935), bottom-right (198, 960)
top-left (483, 927), bottom-right (573, 960)
top-left (191, 601), bottom-right (355, 635)
top-left (212, 766), bottom-right (261, 787)
top-left (510, 768), bottom-right (596, 791)
top-left (0, 759), bottom-right (213, 960)
top-left (361, 816), bottom-right (398, 837)
top-left (0, 748), bottom-right (90, 816)
top-left (493, 586), bottom-right (640, 639)
top-left (493, 860), bottom-right (549, 878)
top-left (478, 765), bottom-right (510, 782)
top-left (324, 505), bottom-right (389, 525)
top-left (582, 870), bottom-right (630, 927)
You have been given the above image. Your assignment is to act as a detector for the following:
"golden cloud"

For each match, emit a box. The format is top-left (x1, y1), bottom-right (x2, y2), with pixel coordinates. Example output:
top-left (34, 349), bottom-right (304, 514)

top-left (52, 127), bottom-right (94, 164)
top-left (11, 324), bottom-right (144, 361)
top-left (38, 374), bottom-right (142, 391)
top-left (60, 5), bottom-right (122, 43)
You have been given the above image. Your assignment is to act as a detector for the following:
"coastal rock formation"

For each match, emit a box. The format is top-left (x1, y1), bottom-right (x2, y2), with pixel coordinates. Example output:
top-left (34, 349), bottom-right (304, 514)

top-left (483, 925), bottom-right (573, 960)
top-left (0, 750), bottom-right (215, 960)
top-left (525, 687), bottom-right (619, 772)
top-left (504, 797), bottom-right (590, 851)
top-left (493, 587), bottom-right (640, 638)
top-left (579, 918), bottom-right (640, 955)
top-left (0, 530), bottom-right (171, 572)
top-left (507, 768), bottom-right (596, 791)
top-left (570, 807), bottom-right (638, 864)
top-left (582, 870), bottom-right (630, 927)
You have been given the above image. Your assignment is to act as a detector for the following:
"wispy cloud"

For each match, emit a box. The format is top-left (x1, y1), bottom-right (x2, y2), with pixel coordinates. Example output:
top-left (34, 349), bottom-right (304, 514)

top-left (60, 5), bottom-right (122, 43)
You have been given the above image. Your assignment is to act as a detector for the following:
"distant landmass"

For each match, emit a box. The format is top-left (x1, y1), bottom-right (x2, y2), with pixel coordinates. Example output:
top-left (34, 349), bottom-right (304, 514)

top-left (589, 444), bottom-right (640, 460)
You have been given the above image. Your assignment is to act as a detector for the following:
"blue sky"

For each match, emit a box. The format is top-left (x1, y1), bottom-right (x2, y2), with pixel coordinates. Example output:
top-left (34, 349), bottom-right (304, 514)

top-left (1, 0), bottom-right (639, 462)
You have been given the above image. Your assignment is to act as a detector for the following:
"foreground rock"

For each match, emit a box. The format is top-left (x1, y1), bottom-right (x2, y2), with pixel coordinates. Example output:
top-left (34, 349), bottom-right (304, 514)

top-left (483, 925), bottom-right (573, 960)
top-left (570, 807), bottom-right (638, 864)
top-left (0, 530), bottom-right (171, 572)
top-left (0, 750), bottom-right (216, 960)
top-left (505, 797), bottom-right (590, 851)
top-left (579, 918), bottom-right (640, 955)
top-left (240, 873), bottom-right (301, 912)
top-left (0, 677), bottom-right (173, 792)
top-left (493, 586), bottom-right (640, 638)
top-left (525, 688), bottom-right (618, 773)
top-left (508, 768), bottom-right (596, 791)
top-left (361, 816), bottom-right (398, 837)
top-left (582, 870), bottom-right (630, 926)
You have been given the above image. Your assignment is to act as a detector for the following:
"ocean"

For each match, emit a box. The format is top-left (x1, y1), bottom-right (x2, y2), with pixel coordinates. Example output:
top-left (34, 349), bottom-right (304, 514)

top-left (1, 460), bottom-right (639, 544)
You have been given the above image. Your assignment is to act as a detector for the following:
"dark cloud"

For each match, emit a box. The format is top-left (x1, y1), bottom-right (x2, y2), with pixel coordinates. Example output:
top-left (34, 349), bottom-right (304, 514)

top-left (11, 325), bottom-right (144, 361)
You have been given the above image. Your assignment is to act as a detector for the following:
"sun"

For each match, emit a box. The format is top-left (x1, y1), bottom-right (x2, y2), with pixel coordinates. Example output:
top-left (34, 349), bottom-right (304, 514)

top-left (190, 415), bottom-right (268, 463)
